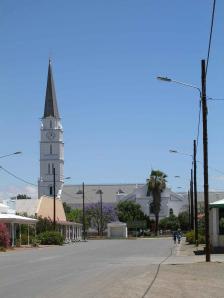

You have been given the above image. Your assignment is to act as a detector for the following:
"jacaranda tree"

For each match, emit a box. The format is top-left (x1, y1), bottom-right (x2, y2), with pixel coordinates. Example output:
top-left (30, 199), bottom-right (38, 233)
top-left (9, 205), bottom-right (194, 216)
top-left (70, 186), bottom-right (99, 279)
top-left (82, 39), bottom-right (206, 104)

top-left (86, 203), bottom-right (117, 235)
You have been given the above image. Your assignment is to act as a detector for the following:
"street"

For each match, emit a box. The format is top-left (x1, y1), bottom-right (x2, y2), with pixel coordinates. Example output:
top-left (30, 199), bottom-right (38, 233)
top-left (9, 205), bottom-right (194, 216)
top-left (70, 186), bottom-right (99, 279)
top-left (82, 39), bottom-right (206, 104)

top-left (0, 239), bottom-right (173, 298)
top-left (1, 239), bottom-right (224, 298)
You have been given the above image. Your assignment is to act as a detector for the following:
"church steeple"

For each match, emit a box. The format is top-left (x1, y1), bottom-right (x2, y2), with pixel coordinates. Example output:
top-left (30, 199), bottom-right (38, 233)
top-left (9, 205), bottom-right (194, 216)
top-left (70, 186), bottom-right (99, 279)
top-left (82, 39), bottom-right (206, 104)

top-left (43, 60), bottom-right (60, 118)
top-left (38, 60), bottom-right (64, 199)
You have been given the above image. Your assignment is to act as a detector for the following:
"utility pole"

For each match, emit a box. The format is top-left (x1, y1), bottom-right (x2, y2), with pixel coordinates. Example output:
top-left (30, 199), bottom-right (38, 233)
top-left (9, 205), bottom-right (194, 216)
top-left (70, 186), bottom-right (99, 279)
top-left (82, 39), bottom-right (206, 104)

top-left (53, 167), bottom-right (56, 231)
top-left (82, 182), bottom-right (86, 241)
top-left (188, 191), bottom-right (191, 229)
top-left (193, 139), bottom-right (198, 245)
top-left (201, 59), bottom-right (210, 261)
top-left (100, 190), bottom-right (103, 237)
top-left (190, 169), bottom-right (194, 230)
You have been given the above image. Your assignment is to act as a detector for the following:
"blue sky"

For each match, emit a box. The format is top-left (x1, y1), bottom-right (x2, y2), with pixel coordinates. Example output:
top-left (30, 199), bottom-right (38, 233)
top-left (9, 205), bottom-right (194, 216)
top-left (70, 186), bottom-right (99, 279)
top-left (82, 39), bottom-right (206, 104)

top-left (0, 0), bottom-right (224, 198)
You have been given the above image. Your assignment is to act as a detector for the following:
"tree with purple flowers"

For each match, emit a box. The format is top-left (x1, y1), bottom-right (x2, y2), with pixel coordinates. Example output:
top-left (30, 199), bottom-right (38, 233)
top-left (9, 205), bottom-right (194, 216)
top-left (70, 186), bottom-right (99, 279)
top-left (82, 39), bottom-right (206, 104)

top-left (86, 203), bottom-right (117, 235)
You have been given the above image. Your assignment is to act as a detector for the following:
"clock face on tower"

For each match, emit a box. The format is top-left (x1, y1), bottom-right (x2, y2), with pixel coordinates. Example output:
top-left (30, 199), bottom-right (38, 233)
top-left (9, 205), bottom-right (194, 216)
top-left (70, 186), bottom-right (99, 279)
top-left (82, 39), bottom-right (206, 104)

top-left (46, 131), bottom-right (56, 140)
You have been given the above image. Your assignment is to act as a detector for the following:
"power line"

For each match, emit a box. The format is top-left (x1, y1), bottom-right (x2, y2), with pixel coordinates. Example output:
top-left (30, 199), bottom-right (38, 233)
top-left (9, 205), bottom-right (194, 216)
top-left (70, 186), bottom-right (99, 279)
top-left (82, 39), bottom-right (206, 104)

top-left (207, 97), bottom-right (224, 101)
top-left (206, 0), bottom-right (216, 76)
top-left (0, 166), bottom-right (37, 187)
top-left (196, 100), bottom-right (202, 149)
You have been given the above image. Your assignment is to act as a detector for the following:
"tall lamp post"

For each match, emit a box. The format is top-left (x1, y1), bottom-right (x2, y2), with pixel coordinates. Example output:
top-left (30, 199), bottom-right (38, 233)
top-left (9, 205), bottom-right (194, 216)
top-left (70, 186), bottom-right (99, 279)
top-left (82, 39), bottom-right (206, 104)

top-left (96, 189), bottom-right (103, 236)
top-left (76, 183), bottom-right (86, 241)
top-left (158, 61), bottom-right (210, 261)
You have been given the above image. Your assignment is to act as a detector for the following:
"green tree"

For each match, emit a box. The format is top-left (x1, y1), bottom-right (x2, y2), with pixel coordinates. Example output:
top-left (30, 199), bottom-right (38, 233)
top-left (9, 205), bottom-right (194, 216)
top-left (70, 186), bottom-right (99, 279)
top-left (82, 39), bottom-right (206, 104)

top-left (63, 202), bottom-right (72, 214)
top-left (117, 201), bottom-right (147, 224)
top-left (159, 214), bottom-right (179, 231)
top-left (147, 170), bottom-right (167, 235)
top-left (178, 211), bottom-right (190, 231)
top-left (66, 209), bottom-right (82, 223)
top-left (63, 202), bottom-right (83, 223)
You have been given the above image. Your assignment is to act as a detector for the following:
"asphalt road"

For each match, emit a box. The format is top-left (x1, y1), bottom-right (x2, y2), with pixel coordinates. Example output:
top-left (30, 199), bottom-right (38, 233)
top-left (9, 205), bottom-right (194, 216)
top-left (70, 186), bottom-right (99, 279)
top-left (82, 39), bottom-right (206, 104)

top-left (0, 238), bottom-right (174, 298)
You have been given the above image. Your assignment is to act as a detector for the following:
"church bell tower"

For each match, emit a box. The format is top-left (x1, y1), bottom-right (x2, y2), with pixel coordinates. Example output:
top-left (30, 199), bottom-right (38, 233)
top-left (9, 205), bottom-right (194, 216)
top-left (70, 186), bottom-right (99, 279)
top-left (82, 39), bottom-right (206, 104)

top-left (38, 60), bottom-right (64, 198)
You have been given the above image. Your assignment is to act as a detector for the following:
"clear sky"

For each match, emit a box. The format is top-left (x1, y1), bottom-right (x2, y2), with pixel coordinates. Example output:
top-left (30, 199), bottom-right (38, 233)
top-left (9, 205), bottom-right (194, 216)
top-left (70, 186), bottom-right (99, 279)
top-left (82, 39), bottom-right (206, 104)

top-left (0, 0), bottom-right (224, 198)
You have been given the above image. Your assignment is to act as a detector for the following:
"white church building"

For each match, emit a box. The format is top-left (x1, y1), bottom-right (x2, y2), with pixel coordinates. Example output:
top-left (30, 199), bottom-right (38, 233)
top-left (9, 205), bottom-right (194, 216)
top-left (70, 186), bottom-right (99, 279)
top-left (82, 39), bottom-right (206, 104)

top-left (38, 60), bottom-right (64, 199)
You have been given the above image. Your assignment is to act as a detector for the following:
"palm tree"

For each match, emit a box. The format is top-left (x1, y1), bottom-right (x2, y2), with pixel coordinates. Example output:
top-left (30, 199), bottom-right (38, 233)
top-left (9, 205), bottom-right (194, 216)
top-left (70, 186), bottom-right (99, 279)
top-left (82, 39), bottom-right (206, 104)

top-left (147, 170), bottom-right (167, 235)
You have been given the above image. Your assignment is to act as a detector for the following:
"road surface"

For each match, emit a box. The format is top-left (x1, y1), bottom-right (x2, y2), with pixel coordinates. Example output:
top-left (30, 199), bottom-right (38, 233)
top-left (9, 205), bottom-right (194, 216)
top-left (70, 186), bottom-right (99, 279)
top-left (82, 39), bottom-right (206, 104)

top-left (0, 238), bottom-right (173, 298)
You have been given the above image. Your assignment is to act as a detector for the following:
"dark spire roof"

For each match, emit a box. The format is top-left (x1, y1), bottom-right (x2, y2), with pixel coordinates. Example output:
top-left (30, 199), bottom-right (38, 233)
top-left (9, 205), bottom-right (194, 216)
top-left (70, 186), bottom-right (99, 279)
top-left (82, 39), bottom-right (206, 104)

top-left (43, 60), bottom-right (60, 118)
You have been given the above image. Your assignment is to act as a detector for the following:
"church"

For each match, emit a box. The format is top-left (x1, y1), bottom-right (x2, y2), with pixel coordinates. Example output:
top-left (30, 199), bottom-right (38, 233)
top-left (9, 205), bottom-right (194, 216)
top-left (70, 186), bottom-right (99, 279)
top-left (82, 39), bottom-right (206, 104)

top-left (2, 59), bottom-right (188, 232)
top-left (36, 61), bottom-right (187, 219)
top-left (38, 60), bottom-right (64, 199)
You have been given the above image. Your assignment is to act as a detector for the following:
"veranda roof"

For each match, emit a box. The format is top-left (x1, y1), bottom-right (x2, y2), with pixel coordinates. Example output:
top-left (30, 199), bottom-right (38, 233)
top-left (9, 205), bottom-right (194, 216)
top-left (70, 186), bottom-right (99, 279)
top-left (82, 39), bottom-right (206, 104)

top-left (209, 199), bottom-right (224, 208)
top-left (0, 214), bottom-right (37, 224)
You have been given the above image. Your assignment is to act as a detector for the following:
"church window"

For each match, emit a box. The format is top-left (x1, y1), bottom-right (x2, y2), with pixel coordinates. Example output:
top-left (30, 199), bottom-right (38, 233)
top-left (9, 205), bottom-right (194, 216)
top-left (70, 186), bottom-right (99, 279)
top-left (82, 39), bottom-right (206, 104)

top-left (50, 144), bottom-right (52, 154)
top-left (48, 163), bottom-right (51, 174)
top-left (49, 186), bottom-right (53, 196)
top-left (169, 208), bottom-right (174, 216)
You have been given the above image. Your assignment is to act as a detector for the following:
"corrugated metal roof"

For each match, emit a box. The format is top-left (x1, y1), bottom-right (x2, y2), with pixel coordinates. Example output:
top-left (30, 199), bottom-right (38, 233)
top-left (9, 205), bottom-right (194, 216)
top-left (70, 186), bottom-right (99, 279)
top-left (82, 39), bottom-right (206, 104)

top-left (61, 184), bottom-right (144, 207)
top-left (178, 191), bottom-right (224, 203)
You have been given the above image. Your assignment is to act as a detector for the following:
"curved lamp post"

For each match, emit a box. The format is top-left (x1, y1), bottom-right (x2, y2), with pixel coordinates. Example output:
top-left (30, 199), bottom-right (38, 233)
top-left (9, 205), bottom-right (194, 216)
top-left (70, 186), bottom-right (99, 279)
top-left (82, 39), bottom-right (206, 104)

top-left (158, 61), bottom-right (210, 261)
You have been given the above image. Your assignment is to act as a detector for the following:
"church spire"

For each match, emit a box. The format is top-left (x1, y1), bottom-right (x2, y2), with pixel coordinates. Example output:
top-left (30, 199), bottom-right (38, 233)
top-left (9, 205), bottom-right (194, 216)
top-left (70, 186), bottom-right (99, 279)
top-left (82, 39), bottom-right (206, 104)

top-left (43, 60), bottom-right (60, 118)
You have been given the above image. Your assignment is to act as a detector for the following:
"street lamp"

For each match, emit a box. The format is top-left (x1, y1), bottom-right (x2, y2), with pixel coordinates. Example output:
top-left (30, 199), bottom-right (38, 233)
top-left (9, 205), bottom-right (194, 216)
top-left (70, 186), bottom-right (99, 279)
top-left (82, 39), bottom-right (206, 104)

top-left (157, 76), bottom-right (201, 97)
top-left (169, 149), bottom-right (192, 157)
top-left (158, 60), bottom-right (210, 261)
top-left (76, 183), bottom-right (86, 241)
top-left (96, 189), bottom-right (103, 237)
top-left (0, 151), bottom-right (22, 159)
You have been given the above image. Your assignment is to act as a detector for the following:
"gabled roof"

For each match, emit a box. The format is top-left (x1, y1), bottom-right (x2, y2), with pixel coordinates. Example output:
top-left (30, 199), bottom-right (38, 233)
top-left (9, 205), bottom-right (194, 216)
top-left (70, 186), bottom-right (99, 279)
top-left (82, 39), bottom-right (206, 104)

top-left (43, 60), bottom-right (60, 118)
top-left (61, 184), bottom-right (143, 206)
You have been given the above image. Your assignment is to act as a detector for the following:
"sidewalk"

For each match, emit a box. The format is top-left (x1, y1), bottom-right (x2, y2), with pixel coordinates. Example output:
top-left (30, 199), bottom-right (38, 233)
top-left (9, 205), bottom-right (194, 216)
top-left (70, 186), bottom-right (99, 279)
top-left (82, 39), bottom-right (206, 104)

top-left (165, 238), bottom-right (224, 264)
top-left (144, 239), bottom-right (224, 298)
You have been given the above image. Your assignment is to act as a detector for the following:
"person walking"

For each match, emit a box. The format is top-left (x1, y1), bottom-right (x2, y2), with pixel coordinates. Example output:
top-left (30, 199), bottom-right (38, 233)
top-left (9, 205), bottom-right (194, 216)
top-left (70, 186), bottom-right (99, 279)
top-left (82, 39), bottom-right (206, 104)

top-left (177, 229), bottom-right (182, 244)
top-left (173, 231), bottom-right (177, 244)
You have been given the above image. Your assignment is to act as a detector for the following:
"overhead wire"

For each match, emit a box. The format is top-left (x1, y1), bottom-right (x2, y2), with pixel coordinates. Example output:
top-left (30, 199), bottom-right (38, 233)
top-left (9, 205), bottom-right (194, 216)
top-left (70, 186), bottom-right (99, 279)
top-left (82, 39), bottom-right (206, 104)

top-left (0, 166), bottom-right (37, 187)
top-left (206, 0), bottom-right (216, 76)
top-left (196, 100), bottom-right (202, 149)
top-left (195, 0), bottom-right (216, 161)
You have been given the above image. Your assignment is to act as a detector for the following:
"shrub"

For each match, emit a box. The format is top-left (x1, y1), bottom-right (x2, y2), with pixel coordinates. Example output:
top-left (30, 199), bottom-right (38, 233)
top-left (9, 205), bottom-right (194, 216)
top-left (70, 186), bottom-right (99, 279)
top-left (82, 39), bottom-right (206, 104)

top-left (37, 231), bottom-right (64, 245)
top-left (0, 223), bottom-right (10, 248)
top-left (186, 230), bottom-right (205, 244)
top-left (31, 237), bottom-right (40, 247)
top-left (159, 215), bottom-right (179, 231)
top-left (186, 230), bottom-right (195, 244)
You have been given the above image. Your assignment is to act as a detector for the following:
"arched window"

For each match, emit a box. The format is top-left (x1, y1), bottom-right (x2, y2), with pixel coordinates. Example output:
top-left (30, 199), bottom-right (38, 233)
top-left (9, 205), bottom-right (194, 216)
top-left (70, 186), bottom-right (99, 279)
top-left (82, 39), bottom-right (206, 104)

top-left (49, 186), bottom-right (53, 196)
top-left (48, 163), bottom-right (51, 174)
top-left (50, 144), bottom-right (52, 154)
top-left (169, 208), bottom-right (174, 216)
